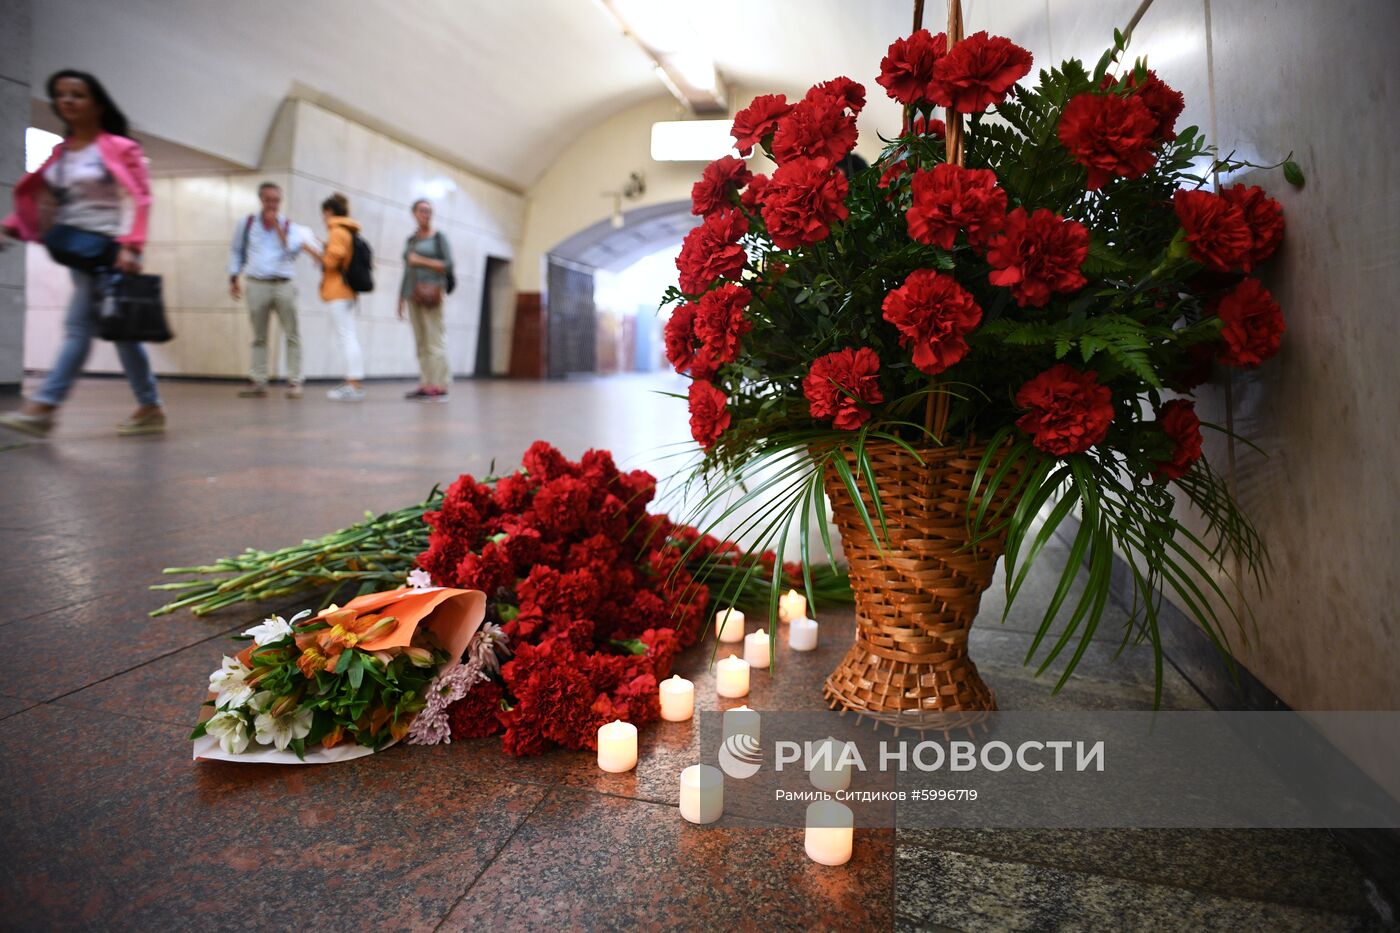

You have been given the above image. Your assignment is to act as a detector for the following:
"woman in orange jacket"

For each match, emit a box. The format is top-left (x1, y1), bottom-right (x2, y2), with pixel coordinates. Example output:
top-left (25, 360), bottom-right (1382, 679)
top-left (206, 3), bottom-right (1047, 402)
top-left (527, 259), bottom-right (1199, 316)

top-left (307, 193), bottom-right (366, 401)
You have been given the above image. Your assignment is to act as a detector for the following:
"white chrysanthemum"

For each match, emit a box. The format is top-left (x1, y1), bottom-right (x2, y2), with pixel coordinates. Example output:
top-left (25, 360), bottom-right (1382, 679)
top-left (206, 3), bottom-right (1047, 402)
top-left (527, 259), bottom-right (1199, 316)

top-left (205, 710), bottom-right (250, 755)
top-left (469, 622), bottom-right (511, 676)
top-left (208, 656), bottom-right (255, 709)
top-left (407, 568), bottom-right (434, 590)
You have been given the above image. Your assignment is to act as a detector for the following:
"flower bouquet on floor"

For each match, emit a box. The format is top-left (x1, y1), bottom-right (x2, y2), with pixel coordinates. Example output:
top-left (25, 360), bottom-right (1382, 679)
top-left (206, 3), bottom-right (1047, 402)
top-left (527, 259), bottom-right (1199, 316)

top-left (192, 586), bottom-right (488, 763)
top-left (180, 441), bottom-right (854, 761)
top-left (664, 8), bottom-right (1298, 713)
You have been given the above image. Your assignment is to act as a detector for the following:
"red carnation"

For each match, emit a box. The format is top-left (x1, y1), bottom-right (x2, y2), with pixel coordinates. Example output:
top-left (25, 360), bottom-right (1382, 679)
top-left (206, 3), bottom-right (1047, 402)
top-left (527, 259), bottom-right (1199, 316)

top-left (691, 156), bottom-right (753, 217)
top-left (878, 159), bottom-right (910, 192)
top-left (931, 31), bottom-right (1033, 113)
top-left (663, 302), bottom-right (699, 373)
top-left (877, 29), bottom-right (947, 105)
top-left (881, 269), bottom-right (982, 376)
top-left (1153, 399), bottom-right (1203, 481)
top-left (447, 681), bottom-right (505, 740)
top-left (740, 174), bottom-right (769, 213)
top-left (731, 94), bottom-right (792, 156)
top-left (688, 380), bottom-right (731, 450)
top-left (1212, 277), bottom-right (1284, 367)
top-left (771, 92), bottom-right (858, 168)
top-left (1015, 364), bottom-right (1115, 456)
top-left (1104, 69), bottom-right (1184, 142)
top-left (804, 347), bottom-right (884, 430)
top-left (1220, 184), bottom-right (1284, 271)
top-left (906, 162), bottom-right (1007, 250)
top-left (760, 158), bottom-right (849, 249)
top-left (807, 76), bottom-right (866, 114)
top-left (693, 284), bottom-right (753, 364)
top-left (1058, 92), bottom-right (1159, 190)
top-left (522, 440), bottom-right (575, 481)
top-left (902, 114), bottom-right (946, 137)
top-left (676, 210), bottom-right (748, 294)
top-left (1173, 189), bottom-right (1252, 272)
top-left (986, 208), bottom-right (1090, 307)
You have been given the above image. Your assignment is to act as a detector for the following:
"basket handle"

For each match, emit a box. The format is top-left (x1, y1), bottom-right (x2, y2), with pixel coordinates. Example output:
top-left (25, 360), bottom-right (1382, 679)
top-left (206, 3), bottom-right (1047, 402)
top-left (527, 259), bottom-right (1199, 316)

top-left (918, 0), bottom-right (964, 441)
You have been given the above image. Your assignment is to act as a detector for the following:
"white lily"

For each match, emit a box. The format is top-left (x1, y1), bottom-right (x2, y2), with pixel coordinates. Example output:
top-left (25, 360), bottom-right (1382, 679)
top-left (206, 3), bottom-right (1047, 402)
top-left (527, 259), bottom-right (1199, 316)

top-left (208, 656), bottom-right (255, 709)
top-left (242, 613), bottom-right (293, 646)
top-left (205, 710), bottom-right (251, 755)
top-left (407, 568), bottom-right (434, 590)
top-left (253, 706), bottom-right (314, 751)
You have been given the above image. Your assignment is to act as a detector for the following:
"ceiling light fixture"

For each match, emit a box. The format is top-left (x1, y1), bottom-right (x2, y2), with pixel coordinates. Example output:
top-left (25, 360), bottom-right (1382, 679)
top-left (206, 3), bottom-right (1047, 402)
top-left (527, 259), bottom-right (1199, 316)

top-left (595, 0), bottom-right (727, 115)
top-left (650, 120), bottom-right (739, 162)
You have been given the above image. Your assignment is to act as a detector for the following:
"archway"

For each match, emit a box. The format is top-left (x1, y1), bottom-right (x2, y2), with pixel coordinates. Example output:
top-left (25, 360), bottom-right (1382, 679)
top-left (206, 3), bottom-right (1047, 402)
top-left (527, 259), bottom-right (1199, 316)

top-left (542, 201), bottom-right (698, 377)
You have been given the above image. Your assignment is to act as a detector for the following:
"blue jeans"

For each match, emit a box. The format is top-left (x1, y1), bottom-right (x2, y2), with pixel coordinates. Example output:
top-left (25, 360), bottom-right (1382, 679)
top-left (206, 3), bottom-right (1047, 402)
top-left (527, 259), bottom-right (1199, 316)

top-left (32, 268), bottom-right (161, 408)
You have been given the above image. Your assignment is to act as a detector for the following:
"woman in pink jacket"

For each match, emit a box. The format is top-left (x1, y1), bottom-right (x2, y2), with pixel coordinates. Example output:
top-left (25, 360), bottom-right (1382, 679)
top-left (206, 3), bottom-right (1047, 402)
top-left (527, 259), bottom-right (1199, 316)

top-left (0, 70), bottom-right (163, 437)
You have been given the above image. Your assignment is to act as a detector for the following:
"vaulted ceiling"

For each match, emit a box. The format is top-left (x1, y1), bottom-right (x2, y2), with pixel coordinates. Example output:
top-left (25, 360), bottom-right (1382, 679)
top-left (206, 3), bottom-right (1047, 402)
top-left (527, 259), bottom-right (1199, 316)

top-left (30, 0), bottom-right (1060, 191)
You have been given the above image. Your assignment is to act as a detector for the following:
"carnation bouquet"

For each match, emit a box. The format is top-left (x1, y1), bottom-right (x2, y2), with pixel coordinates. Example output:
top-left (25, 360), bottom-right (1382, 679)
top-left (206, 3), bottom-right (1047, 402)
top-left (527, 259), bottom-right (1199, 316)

top-left (664, 12), bottom-right (1299, 704)
top-left (172, 442), bottom-right (852, 757)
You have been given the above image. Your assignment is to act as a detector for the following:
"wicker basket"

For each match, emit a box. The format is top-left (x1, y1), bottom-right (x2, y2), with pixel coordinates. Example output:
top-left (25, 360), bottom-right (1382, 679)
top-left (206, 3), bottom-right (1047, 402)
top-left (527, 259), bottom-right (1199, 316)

top-left (822, 440), bottom-right (1023, 716)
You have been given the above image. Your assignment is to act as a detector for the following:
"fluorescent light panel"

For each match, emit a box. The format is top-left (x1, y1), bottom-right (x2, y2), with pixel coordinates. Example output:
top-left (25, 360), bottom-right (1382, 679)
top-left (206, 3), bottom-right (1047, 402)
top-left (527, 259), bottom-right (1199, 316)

top-left (651, 120), bottom-right (738, 162)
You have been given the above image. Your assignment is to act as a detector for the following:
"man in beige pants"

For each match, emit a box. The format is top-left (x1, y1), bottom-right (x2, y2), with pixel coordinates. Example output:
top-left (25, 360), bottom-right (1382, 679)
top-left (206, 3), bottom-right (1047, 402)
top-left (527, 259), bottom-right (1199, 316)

top-left (228, 182), bottom-right (307, 398)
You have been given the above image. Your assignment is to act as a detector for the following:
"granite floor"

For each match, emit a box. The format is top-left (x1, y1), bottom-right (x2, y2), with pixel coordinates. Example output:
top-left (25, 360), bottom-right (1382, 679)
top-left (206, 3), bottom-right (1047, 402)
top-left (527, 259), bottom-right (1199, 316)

top-left (0, 375), bottom-right (1387, 931)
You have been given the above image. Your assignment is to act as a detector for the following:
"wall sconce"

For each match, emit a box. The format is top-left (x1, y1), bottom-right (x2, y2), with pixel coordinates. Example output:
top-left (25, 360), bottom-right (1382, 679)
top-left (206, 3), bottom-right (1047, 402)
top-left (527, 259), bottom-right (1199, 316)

top-left (603, 171), bottom-right (647, 229)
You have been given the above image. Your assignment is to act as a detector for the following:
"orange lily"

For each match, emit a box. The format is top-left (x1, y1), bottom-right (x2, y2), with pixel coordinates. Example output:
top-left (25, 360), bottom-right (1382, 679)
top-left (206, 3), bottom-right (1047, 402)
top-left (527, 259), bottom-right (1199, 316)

top-left (321, 723), bottom-right (347, 749)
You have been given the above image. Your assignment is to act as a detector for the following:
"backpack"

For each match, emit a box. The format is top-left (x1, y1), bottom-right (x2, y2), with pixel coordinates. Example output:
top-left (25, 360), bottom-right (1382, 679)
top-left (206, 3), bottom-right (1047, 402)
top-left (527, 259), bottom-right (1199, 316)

top-left (434, 231), bottom-right (456, 295)
top-left (342, 229), bottom-right (374, 293)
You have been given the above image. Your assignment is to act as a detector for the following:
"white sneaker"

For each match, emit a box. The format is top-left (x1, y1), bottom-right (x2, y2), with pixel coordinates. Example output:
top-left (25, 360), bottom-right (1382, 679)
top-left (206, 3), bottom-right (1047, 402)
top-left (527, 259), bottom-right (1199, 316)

top-left (326, 384), bottom-right (365, 402)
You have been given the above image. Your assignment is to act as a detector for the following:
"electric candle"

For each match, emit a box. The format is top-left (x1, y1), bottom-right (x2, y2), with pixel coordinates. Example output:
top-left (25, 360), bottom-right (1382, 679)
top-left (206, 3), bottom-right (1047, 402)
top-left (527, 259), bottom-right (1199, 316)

top-left (659, 674), bottom-right (695, 722)
top-left (715, 608), bottom-right (746, 643)
top-left (804, 800), bottom-right (854, 866)
top-left (679, 764), bottom-right (724, 824)
top-left (789, 616), bottom-right (818, 651)
top-left (596, 719), bottom-right (638, 773)
top-left (722, 704), bottom-right (760, 743)
top-left (715, 654), bottom-right (750, 698)
top-left (778, 589), bottom-right (807, 623)
top-left (809, 736), bottom-right (852, 793)
top-left (743, 629), bottom-right (772, 669)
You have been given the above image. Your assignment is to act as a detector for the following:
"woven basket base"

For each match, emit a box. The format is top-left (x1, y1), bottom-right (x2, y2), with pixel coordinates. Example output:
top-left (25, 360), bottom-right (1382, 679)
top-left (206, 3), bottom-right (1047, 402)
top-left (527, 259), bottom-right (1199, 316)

top-left (822, 641), bottom-right (996, 714)
top-left (820, 440), bottom-right (1021, 716)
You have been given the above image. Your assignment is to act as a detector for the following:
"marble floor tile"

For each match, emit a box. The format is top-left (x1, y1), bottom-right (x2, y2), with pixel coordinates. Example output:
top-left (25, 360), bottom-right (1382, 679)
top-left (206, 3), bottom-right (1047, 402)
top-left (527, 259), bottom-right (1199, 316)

top-left (898, 827), bottom-right (1375, 917)
top-left (894, 845), bottom-right (1379, 933)
top-left (0, 703), bottom-right (548, 932)
top-left (441, 787), bottom-right (895, 932)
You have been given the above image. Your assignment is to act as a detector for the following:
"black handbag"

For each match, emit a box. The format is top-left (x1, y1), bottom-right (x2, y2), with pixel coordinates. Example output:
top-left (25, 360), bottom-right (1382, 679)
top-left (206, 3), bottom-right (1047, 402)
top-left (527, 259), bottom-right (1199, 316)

top-left (95, 271), bottom-right (174, 343)
top-left (42, 223), bottom-right (117, 271)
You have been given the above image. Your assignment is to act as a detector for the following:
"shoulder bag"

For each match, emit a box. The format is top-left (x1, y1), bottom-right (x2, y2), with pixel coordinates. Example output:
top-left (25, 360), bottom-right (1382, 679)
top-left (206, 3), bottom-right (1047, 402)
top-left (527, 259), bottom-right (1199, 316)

top-left (95, 270), bottom-right (174, 343)
top-left (41, 150), bottom-right (118, 271)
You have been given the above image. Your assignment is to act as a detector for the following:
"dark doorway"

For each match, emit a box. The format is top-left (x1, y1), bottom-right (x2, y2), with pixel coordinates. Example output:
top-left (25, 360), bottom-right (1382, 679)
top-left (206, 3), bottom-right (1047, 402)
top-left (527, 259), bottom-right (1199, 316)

top-left (477, 257), bottom-right (511, 376)
top-left (545, 256), bottom-right (596, 378)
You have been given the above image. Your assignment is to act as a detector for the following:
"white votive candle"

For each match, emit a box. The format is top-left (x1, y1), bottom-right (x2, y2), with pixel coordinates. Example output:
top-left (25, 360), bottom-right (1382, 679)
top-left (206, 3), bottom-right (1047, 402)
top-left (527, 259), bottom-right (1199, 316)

top-left (596, 719), bottom-right (638, 773)
top-left (715, 608), bottom-right (746, 643)
top-left (744, 629), bottom-right (771, 669)
top-left (659, 674), bottom-right (695, 722)
top-left (722, 705), bottom-right (760, 743)
top-left (680, 764), bottom-right (724, 824)
top-left (789, 616), bottom-right (818, 651)
top-left (715, 654), bottom-right (750, 698)
top-left (809, 736), bottom-right (853, 793)
top-left (779, 589), bottom-right (807, 623)
top-left (805, 800), bottom-right (854, 866)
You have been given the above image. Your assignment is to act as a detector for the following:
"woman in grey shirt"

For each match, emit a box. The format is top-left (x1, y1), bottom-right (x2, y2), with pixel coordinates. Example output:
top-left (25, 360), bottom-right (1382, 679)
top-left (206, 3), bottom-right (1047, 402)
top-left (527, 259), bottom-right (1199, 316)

top-left (398, 199), bottom-right (454, 401)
